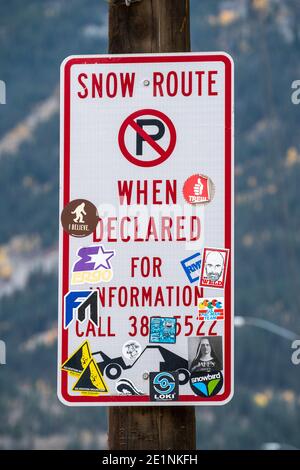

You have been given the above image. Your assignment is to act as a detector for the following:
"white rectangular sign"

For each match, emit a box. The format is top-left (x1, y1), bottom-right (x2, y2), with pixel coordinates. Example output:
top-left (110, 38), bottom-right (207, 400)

top-left (58, 53), bottom-right (234, 406)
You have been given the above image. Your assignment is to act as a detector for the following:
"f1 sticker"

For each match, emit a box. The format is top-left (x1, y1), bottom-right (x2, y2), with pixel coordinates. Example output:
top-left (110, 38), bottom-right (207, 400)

top-left (183, 174), bottom-right (214, 204)
top-left (199, 247), bottom-right (229, 289)
top-left (61, 199), bottom-right (98, 237)
top-left (149, 317), bottom-right (177, 344)
top-left (64, 290), bottom-right (99, 328)
top-left (71, 245), bottom-right (115, 285)
top-left (61, 340), bottom-right (92, 376)
top-left (72, 358), bottom-right (108, 395)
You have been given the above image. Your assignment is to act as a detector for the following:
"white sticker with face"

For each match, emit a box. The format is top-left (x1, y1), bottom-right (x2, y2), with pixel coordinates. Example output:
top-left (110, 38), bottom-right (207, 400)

top-left (122, 340), bottom-right (142, 361)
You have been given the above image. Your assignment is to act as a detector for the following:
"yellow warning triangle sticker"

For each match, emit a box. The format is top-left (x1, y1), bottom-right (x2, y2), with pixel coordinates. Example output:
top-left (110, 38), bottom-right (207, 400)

top-left (72, 358), bottom-right (108, 395)
top-left (61, 340), bottom-right (92, 376)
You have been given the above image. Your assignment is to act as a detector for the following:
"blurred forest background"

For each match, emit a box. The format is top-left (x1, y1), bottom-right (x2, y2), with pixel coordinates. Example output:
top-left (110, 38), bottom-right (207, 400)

top-left (0, 0), bottom-right (300, 450)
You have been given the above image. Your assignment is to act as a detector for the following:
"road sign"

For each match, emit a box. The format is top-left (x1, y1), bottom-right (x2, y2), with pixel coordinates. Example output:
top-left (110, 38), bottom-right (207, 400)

top-left (58, 53), bottom-right (234, 406)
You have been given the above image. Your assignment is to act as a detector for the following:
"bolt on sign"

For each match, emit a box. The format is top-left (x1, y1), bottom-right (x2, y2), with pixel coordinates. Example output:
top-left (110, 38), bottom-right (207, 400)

top-left (58, 53), bottom-right (234, 406)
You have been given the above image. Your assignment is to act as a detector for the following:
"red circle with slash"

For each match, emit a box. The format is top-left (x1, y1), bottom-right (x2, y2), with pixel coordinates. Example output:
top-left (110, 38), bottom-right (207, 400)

top-left (118, 108), bottom-right (176, 167)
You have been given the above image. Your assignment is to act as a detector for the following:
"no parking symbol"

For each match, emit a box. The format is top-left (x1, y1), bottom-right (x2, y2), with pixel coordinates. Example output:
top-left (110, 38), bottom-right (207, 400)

top-left (118, 108), bottom-right (176, 167)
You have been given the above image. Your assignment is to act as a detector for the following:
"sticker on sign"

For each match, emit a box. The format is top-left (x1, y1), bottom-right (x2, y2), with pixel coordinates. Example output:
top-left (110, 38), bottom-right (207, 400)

top-left (58, 52), bottom-right (234, 406)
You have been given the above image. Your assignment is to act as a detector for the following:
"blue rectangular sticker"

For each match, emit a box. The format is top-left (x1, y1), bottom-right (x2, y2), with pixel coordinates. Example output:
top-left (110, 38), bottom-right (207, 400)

top-left (180, 252), bottom-right (201, 283)
top-left (149, 317), bottom-right (177, 344)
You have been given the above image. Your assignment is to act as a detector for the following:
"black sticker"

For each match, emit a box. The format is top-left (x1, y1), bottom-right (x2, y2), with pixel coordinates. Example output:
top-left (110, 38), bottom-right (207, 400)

top-left (149, 371), bottom-right (179, 401)
top-left (189, 370), bottom-right (223, 397)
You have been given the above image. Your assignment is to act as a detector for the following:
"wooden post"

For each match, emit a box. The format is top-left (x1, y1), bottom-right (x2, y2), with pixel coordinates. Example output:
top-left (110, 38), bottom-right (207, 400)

top-left (107, 0), bottom-right (195, 451)
top-left (108, 0), bottom-right (190, 54)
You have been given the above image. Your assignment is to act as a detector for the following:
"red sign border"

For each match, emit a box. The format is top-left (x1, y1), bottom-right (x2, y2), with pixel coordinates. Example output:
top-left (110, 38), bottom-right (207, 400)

top-left (60, 53), bottom-right (233, 405)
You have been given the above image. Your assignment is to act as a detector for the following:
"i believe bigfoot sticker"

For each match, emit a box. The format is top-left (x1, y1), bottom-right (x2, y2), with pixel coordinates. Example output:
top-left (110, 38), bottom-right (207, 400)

top-left (61, 199), bottom-right (98, 237)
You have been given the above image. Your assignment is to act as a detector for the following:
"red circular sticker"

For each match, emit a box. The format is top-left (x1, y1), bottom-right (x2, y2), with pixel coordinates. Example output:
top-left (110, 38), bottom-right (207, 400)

top-left (183, 174), bottom-right (214, 205)
top-left (118, 109), bottom-right (176, 168)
